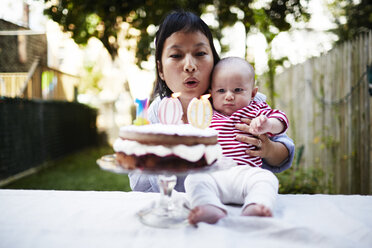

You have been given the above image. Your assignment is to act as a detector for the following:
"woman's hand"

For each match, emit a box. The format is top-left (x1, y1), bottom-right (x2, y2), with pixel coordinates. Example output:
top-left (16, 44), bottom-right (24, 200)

top-left (235, 118), bottom-right (289, 166)
top-left (235, 119), bottom-right (271, 159)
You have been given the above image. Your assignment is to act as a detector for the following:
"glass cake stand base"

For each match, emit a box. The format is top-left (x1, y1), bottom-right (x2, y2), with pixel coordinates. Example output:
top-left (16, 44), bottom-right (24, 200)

top-left (97, 154), bottom-right (235, 228)
top-left (137, 174), bottom-right (190, 228)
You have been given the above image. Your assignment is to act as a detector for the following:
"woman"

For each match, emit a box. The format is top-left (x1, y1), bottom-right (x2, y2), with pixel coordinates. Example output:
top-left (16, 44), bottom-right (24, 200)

top-left (129, 10), bottom-right (294, 192)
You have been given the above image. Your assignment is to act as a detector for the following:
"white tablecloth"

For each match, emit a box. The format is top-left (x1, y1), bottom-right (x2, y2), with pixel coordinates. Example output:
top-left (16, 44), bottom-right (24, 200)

top-left (0, 190), bottom-right (371, 248)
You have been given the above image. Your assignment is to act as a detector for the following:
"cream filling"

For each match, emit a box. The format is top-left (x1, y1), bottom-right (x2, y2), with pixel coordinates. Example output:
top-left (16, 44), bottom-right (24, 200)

top-left (113, 138), bottom-right (222, 165)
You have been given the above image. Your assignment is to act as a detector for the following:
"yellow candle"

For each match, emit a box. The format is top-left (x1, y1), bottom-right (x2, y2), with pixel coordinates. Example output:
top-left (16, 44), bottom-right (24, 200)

top-left (187, 94), bottom-right (213, 129)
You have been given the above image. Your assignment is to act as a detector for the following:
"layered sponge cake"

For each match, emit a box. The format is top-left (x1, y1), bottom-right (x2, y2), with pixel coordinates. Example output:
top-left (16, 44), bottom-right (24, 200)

top-left (113, 124), bottom-right (222, 172)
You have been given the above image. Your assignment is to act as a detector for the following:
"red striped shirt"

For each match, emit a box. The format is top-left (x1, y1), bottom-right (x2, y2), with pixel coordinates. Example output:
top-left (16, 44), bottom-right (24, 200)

top-left (210, 101), bottom-right (289, 167)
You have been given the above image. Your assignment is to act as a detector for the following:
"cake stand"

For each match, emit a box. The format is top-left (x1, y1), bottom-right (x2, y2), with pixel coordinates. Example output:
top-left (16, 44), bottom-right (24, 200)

top-left (97, 154), bottom-right (233, 228)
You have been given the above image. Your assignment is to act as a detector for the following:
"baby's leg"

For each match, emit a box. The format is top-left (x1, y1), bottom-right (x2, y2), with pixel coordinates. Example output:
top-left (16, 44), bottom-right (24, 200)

top-left (185, 173), bottom-right (227, 225)
top-left (240, 167), bottom-right (279, 217)
top-left (188, 204), bottom-right (227, 225)
top-left (242, 203), bottom-right (272, 217)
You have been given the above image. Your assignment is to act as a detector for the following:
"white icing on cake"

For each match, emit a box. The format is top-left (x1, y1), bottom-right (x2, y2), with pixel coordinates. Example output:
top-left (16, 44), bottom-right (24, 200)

top-left (113, 139), bottom-right (222, 164)
top-left (114, 124), bottom-right (222, 164)
top-left (119, 124), bottom-right (218, 137)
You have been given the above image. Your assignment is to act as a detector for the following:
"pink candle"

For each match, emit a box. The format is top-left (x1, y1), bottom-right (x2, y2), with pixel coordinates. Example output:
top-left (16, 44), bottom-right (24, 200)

top-left (158, 92), bottom-right (183, 124)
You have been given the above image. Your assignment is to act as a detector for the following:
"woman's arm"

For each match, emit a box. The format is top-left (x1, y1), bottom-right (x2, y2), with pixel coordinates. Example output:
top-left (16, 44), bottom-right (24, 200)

top-left (262, 133), bottom-right (295, 173)
top-left (235, 118), bottom-right (295, 173)
top-left (128, 97), bottom-right (161, 192)
top-left (129, 173), bottom-right (159, 192)
top-left (129, 172), bottom-right (187, 192)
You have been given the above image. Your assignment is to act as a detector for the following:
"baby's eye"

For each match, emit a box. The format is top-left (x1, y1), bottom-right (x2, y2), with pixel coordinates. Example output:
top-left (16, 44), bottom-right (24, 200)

top-left (216, 89), bottom-right (225, 93)
top-left (234, 88), bottom-right (244, 93)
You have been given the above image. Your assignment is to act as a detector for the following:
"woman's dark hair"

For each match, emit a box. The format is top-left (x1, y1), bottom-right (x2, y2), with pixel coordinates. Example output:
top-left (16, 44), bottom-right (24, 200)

top-left (153, 10), bottom-right (220, 98)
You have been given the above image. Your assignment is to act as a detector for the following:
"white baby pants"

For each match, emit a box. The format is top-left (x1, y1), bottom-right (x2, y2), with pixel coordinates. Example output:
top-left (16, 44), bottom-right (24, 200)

top-left (185, 166), bottom-right (279, 212)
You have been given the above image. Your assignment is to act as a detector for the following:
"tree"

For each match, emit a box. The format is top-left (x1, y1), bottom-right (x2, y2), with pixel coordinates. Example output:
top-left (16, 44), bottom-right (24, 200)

top-left (329, 0), bottom-right (372, 43)
top-left (43, 0), bottom-right (309, 61)
top-left (43, 0), bottom-right (211, 62)
top-left (43, 0), bottom-right (310, 103)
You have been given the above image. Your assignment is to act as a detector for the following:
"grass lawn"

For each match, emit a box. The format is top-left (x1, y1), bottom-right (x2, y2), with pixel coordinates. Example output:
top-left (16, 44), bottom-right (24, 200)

top-left (1, 145), bottom-right (329, 194)
top-left (1, 145), bottom-right (131, 191)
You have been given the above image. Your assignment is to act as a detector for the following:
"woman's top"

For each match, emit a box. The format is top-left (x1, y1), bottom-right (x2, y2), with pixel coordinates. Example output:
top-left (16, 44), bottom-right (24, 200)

top-left (128, 92), bottom-right (295, 192)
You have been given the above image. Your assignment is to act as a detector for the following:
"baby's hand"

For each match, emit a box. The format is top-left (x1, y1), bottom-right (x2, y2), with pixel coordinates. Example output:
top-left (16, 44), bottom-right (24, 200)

top-left (249, 116), bottom-right (271, 135)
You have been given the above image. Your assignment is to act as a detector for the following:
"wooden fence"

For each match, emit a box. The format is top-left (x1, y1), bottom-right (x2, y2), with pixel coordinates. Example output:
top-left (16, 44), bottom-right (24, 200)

top-left (0, 73), bottom-right (29, 97)
top-left (274, 31), bottom-right (372, 194)
top-left (0, 97), bottom-right (98, 183)
top-left (0, 65), bottom-right (79, 102)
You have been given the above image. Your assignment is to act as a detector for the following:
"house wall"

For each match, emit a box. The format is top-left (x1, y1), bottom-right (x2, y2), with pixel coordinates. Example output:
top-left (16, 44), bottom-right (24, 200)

top-left (0, 19), bottom-right (47, 72)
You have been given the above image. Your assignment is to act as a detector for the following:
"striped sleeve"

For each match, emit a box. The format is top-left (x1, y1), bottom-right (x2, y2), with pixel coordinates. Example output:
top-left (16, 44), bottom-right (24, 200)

top-left (255, 102), bottom-right (289, 135)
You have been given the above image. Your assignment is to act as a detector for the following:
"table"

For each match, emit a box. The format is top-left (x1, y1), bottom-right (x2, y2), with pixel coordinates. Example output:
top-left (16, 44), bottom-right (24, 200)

top-left (0, 190), bottom-right (371, 248)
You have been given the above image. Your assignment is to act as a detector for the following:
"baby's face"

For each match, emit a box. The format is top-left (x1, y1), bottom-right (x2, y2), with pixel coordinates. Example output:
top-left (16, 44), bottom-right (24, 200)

top-left (211, 65), bottom-right (256, 116)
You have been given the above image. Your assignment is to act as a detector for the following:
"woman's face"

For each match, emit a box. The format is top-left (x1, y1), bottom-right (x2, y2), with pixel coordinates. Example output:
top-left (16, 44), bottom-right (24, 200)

top-left (158, 31), bottom-right (214, 104)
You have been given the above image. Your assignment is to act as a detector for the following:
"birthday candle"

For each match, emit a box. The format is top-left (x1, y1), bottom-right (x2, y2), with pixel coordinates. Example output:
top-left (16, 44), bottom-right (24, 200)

top-left (158, 92), bottom-right (183, 124)
top-left (187, 94), bottom-right (213, 129)
top-left (133, 98), bottom-right (150, 125)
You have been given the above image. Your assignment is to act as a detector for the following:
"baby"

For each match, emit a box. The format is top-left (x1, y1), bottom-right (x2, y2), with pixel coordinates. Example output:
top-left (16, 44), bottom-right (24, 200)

top-left (185, 57), bottom-right (289, 225)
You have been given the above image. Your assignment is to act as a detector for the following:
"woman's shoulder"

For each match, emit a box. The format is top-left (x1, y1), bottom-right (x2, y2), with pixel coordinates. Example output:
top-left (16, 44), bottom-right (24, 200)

top-left (148, 96), bottom-right (161, 124)
top-left (149, 96), bottom-right (162, 106)
top-left (254, 92), bottom-right (267, 102)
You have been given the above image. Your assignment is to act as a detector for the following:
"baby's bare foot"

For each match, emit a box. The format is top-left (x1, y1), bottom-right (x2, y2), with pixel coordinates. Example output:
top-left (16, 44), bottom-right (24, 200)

top-left (188, 205), bottom-right (227, 225)
top-left (241, 203), bottom-right (272, 217)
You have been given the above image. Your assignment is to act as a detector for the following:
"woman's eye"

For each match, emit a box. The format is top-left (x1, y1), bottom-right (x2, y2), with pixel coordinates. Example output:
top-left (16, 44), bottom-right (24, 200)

top-left (196, 51), bottom-right (207, 56)
top-left (170, 54), bottom-right (182, 58)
